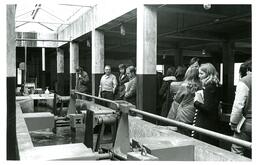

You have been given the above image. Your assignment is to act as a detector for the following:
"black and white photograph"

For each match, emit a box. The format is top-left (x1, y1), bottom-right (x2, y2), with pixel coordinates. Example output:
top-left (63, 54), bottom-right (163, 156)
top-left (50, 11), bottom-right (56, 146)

top-left (1, 0), bottom-right (254, 162)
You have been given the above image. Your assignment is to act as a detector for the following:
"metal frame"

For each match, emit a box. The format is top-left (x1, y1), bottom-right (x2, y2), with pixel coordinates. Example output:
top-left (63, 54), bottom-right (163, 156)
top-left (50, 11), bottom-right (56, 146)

top-left (74, 92), bottom-right (252, 149)
top-left (16, 20), bottom-right (70, 25)
top-left (75, 91), bottom-right (120, 109)
top-left (16, 38), bottom-right (70, 42)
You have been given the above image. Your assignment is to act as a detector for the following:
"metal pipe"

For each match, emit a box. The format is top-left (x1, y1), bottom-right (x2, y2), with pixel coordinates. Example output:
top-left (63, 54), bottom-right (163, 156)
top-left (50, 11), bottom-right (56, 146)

top-left (111, 152), bottom-right (127, 160)
top-left (16, 10), bottom-right (33, 18)
top-left (16, 20), bottom-right (70, 25)
top-left (129, 108), bottom-right (252, 149)
top-left (40, 8), bottom-right (65, 23)
top-left (59, 4), bottom-right (93, 8)
top-left (16, 38), bottom-right (70, 42)
top-left (74, 92), bottom-right (120, 109)
top-left (95, 152), bottom-right (112, 160)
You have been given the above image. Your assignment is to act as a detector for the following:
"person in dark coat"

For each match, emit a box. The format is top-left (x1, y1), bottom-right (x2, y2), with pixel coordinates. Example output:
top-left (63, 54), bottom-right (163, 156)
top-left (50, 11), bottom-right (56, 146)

top-left (159, 66), bottom-right (176, 118)
top-left (116, 64), bottom-right (129, 100)
top-left (194, 63), bottom-right (220, 146)
top-left (76, 66), bottom-right (90, 99)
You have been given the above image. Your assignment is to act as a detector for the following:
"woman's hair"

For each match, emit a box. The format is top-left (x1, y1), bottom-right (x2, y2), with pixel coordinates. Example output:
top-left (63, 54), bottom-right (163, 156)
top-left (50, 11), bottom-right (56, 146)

top-left (199, 63), bottom-right (219, 86)
top-left (118, 64), bottom-right (126, 70)
top-left (239, 63), bottom-right (247, 78)
top-left (189, 57), bottom-right (200, 66)
top-left (175, 66), bottom-right (187, 81)
top-left (184, 67), bottom-right (201, 93)
top-left (165, 66), bottom-right (176, 77)
top-left (244, 60), bottom-right (252, 72)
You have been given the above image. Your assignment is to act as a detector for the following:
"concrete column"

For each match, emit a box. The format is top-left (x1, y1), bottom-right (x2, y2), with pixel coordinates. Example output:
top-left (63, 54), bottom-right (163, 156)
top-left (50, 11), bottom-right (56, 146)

top-left (41, 48), bottom-right (46, 89)
top-left (222, 41), bottom-right (235, 105)
top-left (69, 42), bottom-right (79, 91)
top-left (24, 46), bottom-right (27, 83)
top-left (56, 48), bottom-right (65, 95)
top-left (91, 30), bottom-right (104, 96)
top-left (136, 5), bottom-right (157, 122)
top-left (6, 5), bottom-right (19, 160)
top-left (174, 48), bottom-right (183, 67)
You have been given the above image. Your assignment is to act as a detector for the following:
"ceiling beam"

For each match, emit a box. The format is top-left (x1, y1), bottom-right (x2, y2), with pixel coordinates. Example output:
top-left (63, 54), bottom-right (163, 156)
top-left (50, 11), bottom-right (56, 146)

top-left (158, 13), bottom-right (251, 37)
top-left (58, 4), bottom-right (93, 8)
top-left (235, 42), bottom-right (251, 48)
top-left (159, 5), bottom-right (251, 19)
top-left (38, 22), bottom-right (54, 31)
top-left (157, 48), bottom-right (212, 57)
top-left (163, 34), bottom-right (223, 42)
top-left (181, 42), bottom-right (222, 49)
top-left (16, 20), bottom-right (70, 25)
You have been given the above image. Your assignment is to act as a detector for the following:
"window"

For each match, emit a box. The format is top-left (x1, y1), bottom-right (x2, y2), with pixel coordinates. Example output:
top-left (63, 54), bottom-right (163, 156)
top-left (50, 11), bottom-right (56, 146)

top-left (220, 63), bottom-right (223, 85)
top-left (219, 63), bottom-right (242, 86)
top-left (17, 68), bottom-right (22, 85)
top-left (234, 63), bottom-right (242, 86)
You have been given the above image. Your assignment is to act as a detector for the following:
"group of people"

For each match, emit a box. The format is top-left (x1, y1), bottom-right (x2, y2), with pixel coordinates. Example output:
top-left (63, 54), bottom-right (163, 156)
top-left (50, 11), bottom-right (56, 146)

top-left (76, 64), bottom-right (137, 106)
top-left (98, 64), bottom-right (137, 106)
top-left (158, 57), bottom-right (251, 157)
top-left (76, 57), bottom-right (251, 157)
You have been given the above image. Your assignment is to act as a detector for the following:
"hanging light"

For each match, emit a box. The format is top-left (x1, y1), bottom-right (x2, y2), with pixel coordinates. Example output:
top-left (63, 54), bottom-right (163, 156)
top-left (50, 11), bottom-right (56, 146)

top-left (86, 40), bottom-right (91, 47)
top-left (120, 24), bottom-right (126, 36)
top-left (31, 4), bottom-right (41, 20)
top-left (202, 49), bottom-right (206, 55)
top-left (203, 4), bottom-right (211, 10)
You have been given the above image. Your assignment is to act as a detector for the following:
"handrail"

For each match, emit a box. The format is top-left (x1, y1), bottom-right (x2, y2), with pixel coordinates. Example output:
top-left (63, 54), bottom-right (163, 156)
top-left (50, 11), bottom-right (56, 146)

top-left (74, 91), bottom-right (120, 109)
top-left (129, 108), bottom-right (252, 149)
top-left (71, 92), bottom-right (251, 149)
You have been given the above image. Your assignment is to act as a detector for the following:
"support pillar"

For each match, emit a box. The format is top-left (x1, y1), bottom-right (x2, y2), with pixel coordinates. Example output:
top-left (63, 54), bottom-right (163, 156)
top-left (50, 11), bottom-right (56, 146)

top-left (91, 30), bottom-right (104, 96)
top-left (24, 46), bottom-right (27, 84)
top-left (136, 5), bottom-right (157, 122)
top-left (222, 41), bottom-right (235, 105)
top-left (174, 48), bottom-right (183, 67)
top-left (41, 47), bottom-right (46, 89)
top-left (70, 42), bottom-right (79, 91)
top-left (57, 48), bottom-right (65, 95)
top-left (6, 5), bottom-right (19, 160)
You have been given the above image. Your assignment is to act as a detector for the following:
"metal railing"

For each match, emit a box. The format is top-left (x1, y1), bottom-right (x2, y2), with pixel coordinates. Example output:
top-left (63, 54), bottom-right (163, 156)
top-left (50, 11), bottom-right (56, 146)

top-left (74, 91), bottom-right (120, 109)
top-left (129, 108), bottom-right (252, 149)
top-left (73, 92), bottom-right (252, 149)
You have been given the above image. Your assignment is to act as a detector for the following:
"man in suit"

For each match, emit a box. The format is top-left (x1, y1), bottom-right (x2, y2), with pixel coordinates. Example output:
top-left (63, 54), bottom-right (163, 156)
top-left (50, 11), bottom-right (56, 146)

top-left (124, 66), bottom-right (137, 106)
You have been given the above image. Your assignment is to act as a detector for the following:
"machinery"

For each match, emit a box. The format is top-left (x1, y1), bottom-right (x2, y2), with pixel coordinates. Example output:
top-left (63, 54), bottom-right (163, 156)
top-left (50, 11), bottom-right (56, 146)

top-left (50, 91), bottom-right (251, 161)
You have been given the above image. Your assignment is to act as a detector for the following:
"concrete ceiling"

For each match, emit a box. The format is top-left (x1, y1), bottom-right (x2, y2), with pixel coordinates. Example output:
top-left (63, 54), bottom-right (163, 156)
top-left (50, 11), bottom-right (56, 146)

top-left (96, 4), bottom-right (251, 60)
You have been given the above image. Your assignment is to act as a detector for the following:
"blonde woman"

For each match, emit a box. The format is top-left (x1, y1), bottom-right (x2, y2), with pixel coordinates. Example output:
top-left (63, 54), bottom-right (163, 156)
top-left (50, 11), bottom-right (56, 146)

top-left (169, 67), bottom-right (201, 136)
top-left (194, 63), bottom-right (220, 146)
